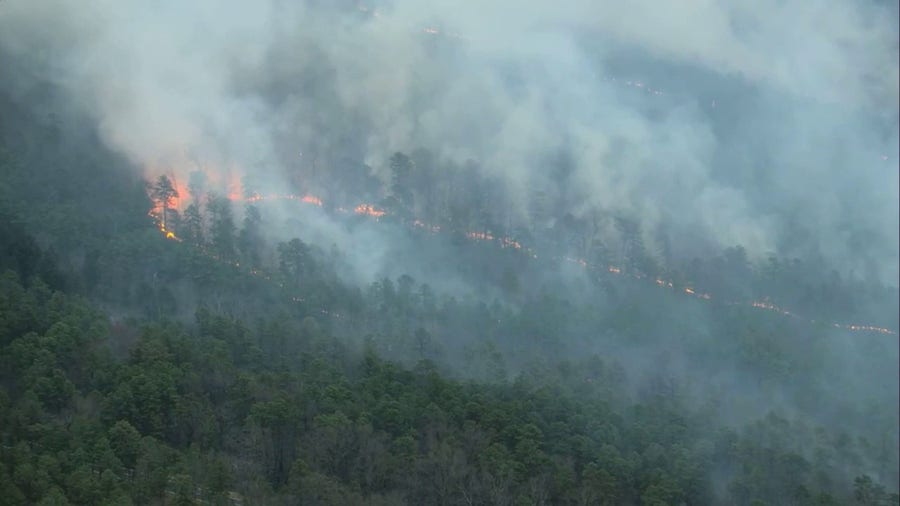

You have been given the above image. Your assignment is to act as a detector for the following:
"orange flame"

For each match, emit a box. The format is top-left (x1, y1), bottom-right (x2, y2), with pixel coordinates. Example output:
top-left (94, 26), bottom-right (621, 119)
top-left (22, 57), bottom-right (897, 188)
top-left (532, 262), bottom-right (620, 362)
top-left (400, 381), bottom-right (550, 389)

top-left (155, 222), bottom-right (181, 242)
top-left (141, 171), bottom-right (898, 337)
top-left (226, 172), bottom-right (244, 201)
top-left (354, 204), bottom-right (386, 218)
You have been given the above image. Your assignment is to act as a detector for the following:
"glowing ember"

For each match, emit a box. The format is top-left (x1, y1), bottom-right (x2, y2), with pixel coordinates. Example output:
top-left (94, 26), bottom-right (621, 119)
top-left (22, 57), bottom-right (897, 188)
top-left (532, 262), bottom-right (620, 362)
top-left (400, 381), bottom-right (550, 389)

top-left (500, 238), bottom-right (522, 249)
top-left (751, 300), bottom-right (795, 317)
top-left (154, 221), bottom-right (181, 242)
top-left (354, 204), bottom-right (386, 218)
top-left (563, 257), bottom-right (589, 267)
top-left (413, 220), bottom-right (441, 233)
top-left (751, 301), bottom-right (779, 311)
top-left (845, 324), bottom-right (895, 335)
top-left (227, 185), bottom-right (243, 201)
top-left (301, 195), bottom-right (323, 206)
top-left (142, 173), bottom-right (898, 337)
top-left (467, 231), bottom-right (495, 241)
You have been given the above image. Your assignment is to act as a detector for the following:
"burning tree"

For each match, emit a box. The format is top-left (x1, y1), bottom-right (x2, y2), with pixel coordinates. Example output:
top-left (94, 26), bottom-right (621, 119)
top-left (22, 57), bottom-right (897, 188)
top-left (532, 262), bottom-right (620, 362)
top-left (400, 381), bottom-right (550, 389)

top-left (151, 175), bottom-right (179, 231)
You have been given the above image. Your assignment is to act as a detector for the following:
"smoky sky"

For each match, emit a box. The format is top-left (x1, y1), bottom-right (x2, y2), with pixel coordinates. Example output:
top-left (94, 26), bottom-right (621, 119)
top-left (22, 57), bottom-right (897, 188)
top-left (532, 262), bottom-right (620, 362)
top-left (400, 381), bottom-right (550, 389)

top-left (0, 0), bottom-right (897, 283)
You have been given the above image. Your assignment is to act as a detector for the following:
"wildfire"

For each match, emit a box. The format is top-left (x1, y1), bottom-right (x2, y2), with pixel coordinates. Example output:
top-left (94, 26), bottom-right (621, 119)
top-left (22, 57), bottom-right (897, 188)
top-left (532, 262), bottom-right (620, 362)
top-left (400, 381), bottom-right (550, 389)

top-left (467, 231), bottom-right (495, 241)
top-left (225, 192), bottom-right (324, 207)
top-left (500, 238), bottom-right (523, 249)
top-left (751, 300), bottom-right (794, 317)
top-left (153, 220), bottom-right (181, 242)
top-left (142, 172), bottom-right (898, 337)
top-left (413, 220), bottom-right (441, 233)
top-left (227, 174), bottom-right (244, 201)
top-left (751, 300), bottom-right (782, 312)
top-left (844, 324), bottom-right (895, 335)
top-left (354, 204), bottom-right (386, 218)
top-left (564, 257), bottom-right (589, 268)
top-left (462, 230), bottom-right (529, 251)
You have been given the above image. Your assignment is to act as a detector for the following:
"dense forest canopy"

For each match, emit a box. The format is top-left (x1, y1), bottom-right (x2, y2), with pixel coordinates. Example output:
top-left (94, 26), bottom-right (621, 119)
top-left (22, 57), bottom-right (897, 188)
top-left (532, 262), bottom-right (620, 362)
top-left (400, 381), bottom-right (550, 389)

top-left (1, 1), bottom-right (898, 505)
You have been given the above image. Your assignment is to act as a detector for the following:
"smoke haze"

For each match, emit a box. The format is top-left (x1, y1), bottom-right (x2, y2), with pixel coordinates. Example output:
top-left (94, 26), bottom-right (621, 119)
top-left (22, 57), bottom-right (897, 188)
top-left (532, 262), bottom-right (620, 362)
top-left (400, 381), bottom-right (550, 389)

top-left (1, 0), bottom-right (897, 282)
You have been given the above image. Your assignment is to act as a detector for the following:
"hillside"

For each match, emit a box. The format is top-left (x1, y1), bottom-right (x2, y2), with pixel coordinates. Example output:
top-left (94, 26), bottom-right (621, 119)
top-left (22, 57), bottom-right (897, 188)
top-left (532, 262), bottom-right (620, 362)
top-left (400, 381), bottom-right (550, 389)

top-left (1, 2), bottom-right (898, 505)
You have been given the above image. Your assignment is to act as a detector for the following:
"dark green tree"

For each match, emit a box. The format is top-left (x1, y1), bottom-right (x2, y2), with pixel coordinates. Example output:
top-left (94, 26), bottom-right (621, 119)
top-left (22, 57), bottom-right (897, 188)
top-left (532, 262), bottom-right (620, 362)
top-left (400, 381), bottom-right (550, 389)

top-left (206, 194), bottom-right (236, 260)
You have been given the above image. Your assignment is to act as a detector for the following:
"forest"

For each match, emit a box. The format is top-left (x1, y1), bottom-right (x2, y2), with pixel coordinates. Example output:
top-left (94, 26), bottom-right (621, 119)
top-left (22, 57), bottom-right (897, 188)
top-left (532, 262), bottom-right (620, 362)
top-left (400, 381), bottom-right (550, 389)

top-left (0, 74), bottom-right (898, 505)
top-left (1, 1), bottom-right (899, 505)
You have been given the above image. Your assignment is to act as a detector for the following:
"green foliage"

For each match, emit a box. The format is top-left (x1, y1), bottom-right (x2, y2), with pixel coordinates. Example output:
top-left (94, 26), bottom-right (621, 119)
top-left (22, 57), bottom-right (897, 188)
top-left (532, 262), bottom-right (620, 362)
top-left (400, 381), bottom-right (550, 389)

top-left (0, 222), bottom-right (897, 506)
top-left (0, 105), bottom-right (897, 504)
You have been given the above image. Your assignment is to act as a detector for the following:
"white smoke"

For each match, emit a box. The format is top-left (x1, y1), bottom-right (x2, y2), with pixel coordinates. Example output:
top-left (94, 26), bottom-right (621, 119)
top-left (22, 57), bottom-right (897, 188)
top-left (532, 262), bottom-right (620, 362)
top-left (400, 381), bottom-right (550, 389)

top-left (1, 0), bottom-right (896, 281)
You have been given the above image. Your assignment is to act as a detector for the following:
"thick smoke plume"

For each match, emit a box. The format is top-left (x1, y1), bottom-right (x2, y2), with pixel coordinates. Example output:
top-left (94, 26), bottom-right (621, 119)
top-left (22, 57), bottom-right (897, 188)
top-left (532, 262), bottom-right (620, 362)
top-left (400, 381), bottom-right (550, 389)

top-left (1, 0), bottom-right (897, 282)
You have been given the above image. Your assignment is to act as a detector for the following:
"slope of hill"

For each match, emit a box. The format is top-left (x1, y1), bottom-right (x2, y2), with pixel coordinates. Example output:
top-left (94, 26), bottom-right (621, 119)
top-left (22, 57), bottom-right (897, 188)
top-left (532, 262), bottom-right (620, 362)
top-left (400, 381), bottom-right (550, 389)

top-left (0, 72), bottom-right (898, 505)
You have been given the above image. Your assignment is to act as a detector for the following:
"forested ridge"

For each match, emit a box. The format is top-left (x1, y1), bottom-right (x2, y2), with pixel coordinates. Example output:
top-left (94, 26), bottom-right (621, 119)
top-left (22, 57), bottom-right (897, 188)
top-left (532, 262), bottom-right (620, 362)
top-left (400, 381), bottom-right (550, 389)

top-left (1, 69), bottom-right (899, 506)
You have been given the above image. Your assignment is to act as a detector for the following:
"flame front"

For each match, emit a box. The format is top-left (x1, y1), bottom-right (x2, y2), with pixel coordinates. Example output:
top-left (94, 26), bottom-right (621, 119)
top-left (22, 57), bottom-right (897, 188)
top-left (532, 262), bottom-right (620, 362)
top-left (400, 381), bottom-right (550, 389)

top-left (354, 204), bottom-right (386, 218)
top-left (142, 171), bottom-right (898, 337)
